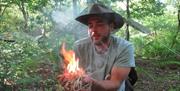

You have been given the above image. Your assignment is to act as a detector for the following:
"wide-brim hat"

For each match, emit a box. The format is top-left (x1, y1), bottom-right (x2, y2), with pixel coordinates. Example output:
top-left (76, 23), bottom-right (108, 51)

top-left (75, 4), bottom-right (124, 30)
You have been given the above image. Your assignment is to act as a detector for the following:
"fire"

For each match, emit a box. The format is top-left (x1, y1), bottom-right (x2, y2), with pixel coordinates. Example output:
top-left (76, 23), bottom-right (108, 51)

top-left (58, 43), bottom-right (91, 91)
top-left (60, 43), bottom-right (84, 79)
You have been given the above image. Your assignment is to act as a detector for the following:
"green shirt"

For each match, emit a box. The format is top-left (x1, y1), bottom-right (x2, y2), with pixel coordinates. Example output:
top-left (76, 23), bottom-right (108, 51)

top-left (74, 35), bottom-right (135, 91)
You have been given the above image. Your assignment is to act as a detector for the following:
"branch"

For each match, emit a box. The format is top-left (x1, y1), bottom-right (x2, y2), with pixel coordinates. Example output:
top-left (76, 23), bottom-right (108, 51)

top-left (0, 6), bottom-right (7, 16)
top-left (0, 2), bottom-right (12, 16)
top-left (15, 0), bottom-right (29, 32)
top-left (0, 38), bottom-right (15, 42)
top-left (124, 18), bottom-right (151, 34)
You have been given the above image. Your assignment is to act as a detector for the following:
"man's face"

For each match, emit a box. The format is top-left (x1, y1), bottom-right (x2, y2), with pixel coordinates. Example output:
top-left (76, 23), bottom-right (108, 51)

top-left (87, 16), bottom-right (112, 45)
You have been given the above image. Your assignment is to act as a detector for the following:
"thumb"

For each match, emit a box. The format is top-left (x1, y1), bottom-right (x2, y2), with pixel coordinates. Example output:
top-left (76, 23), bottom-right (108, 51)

top-left (105, 74), bottom-right (111, 80)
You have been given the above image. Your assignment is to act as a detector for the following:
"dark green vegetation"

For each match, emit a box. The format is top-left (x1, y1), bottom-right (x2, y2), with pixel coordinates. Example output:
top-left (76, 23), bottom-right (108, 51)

top-left (0, 0), bottom-right (179, 91)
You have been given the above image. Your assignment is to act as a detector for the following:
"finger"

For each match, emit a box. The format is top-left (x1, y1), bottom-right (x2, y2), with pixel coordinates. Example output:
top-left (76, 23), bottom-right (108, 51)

top-left (82, 75), bottom-right (95, 84)
top-left (79, 89), bottom-right (88, 91)
top-left (57, 75), bottom-right (64, 82)
top-left (57, 75), bottom-right (68, 86)
top-left (105, 74), bottom-right (111, 80)
top-left (82, 75), bottom-right (91, 83)
top-left (62, 79), bottom-right (69, 86)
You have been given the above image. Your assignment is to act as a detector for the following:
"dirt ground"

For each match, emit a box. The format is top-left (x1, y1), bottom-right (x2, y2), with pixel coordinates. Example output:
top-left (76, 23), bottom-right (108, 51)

top-left (134, 59), bottom-right (180, 91)
top-left (4, 59), bottom-right (179, 91)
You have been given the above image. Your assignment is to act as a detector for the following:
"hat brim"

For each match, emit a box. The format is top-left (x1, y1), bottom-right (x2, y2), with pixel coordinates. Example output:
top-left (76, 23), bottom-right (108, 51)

top-left (75, 13), bottom-right (124, 30)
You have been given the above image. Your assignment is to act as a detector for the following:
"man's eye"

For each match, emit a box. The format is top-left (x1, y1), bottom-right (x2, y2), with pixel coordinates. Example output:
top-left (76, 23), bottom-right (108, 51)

top-left (88, 24), bottom-right (93, 28)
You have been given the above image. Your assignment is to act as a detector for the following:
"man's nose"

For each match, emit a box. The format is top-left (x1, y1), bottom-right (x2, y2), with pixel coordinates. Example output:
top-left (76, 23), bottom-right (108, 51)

top-left (91, 26), bottom-right (98, 32)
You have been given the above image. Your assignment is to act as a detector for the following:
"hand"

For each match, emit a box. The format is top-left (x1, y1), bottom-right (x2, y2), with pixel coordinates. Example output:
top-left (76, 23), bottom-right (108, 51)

top-left (77, 75), bottom-right (94, 91)
top-left (82, 75), bottom-right (94, 84)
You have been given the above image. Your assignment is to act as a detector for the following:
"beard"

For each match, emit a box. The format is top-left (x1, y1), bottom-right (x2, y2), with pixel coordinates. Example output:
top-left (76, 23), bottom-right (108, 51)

top-left (91, 33), bottom-right (110, 46)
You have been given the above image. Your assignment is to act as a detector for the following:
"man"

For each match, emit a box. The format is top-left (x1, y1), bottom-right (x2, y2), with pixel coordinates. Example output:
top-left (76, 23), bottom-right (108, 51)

top-left (60, 4), bottom-right (135, 91)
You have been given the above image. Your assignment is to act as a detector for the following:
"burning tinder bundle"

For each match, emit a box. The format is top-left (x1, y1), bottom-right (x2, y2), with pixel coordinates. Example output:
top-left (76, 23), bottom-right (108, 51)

top-left (58, 43), bottom-right (91, 91)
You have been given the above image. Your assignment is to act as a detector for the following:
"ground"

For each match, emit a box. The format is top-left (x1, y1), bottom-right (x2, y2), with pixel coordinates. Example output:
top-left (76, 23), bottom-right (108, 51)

top-left (134, 59), bottom-right (180, 91)
top-left (2, 58), bottom-right (179, 91)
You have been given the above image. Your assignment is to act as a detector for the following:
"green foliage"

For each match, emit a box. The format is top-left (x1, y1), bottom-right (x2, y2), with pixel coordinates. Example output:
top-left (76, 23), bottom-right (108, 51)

top-left (154, 59), bottom-right (180, 68)
top-left (27, 0), bottom-right (49, 11)
top-left (0, 6), bottom-right (24, 33)
top-left (131, 13), bottom-right (179, 58)
top-left (1, 0), bottom-right (77, 89)
top-left (142, 14), bottom-right (177, 31)
top-left (0, 0), bottom-right (179, 90)
top-left (168, 87), bottom-right (180, 91)
top-left (43, 30), bottom-right (75, 59)
top-left (130, 0), bottom-right (166, 18)
top-left (0, 0), bottom-right (53, 33)
top-left (136, 66), bottom-right (155, 81)
top-left (1, 0), bottom-right (49, 12)
top-left (0, 32), bottom-right (47, 90)
top-left (132, 31), bottom-right (180, 58)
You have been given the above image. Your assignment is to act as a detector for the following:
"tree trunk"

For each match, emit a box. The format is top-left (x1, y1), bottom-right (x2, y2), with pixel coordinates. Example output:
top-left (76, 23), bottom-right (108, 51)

top-left (73, 0), bottom-right (78, 18)
top-left (170, 9), bottom-right (180, 49)
top-left (0, 4), bottom-right (8, 16)
top-left (126, 0), bottom-right (130, 41)
top-left (17, 0), bottom-right (29, 32)
top-left (178, 9), bottom-right (180, 31)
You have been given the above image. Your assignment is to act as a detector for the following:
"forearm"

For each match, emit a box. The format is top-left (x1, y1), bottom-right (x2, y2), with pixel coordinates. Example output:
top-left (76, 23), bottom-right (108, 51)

top-left (92, 79), bottom-right (122, 91)
top-left (91, 67), bottom-right (130, 91)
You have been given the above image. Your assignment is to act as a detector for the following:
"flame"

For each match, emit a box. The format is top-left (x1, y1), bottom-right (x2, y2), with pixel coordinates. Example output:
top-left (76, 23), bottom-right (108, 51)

top-left (60, 43), bottom-right (84, 79)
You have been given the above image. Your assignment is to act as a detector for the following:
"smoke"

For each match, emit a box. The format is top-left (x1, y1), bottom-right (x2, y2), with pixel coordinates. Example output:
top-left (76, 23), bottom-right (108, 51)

top-left (51, 8), bottom-right (74, 27)
top-left (50, 6), bottom-right (88, 40)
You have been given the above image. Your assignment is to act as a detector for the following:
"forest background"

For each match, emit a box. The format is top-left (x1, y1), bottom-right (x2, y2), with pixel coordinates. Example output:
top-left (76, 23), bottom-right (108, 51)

top-left (0, 0), bottom-right (179, 91)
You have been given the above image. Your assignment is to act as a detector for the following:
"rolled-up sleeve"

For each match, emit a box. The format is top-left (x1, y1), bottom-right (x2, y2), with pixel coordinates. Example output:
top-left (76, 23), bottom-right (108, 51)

top-left (114, 44), bottom-right (135, 67)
